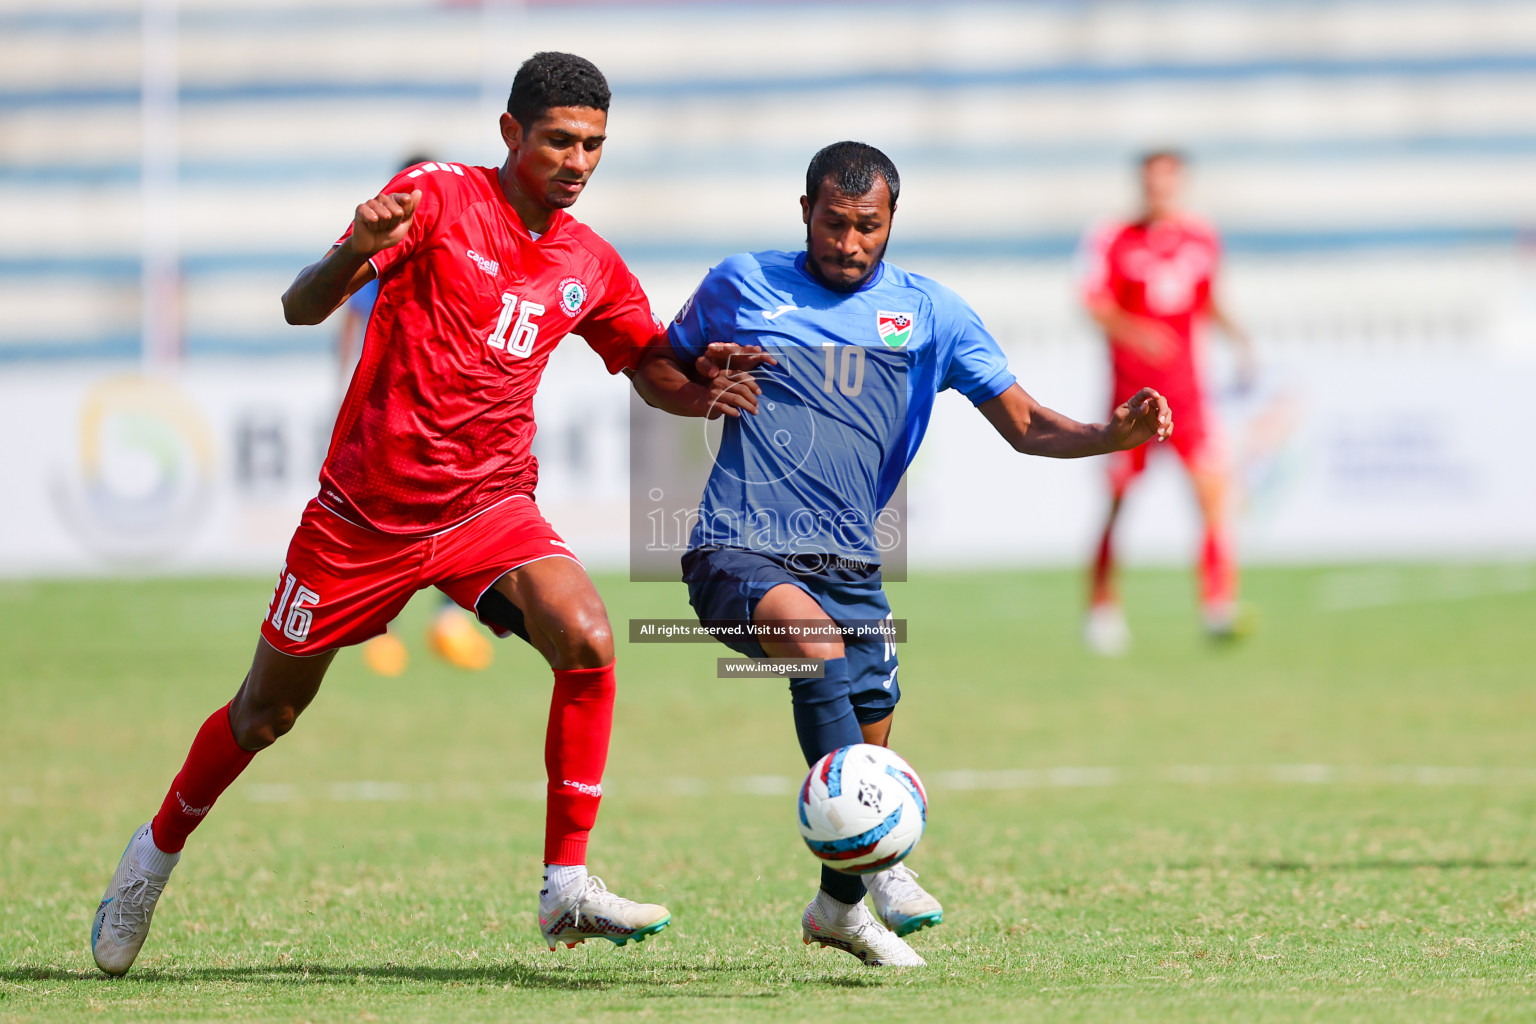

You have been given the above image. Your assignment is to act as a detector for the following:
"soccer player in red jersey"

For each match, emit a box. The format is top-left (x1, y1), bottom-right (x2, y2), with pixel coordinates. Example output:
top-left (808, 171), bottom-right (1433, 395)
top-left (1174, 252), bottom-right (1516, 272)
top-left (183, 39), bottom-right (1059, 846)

top-left (90, 52), bottom-right (746, 976)
top-left (1080, 150), bottom-right (1255, 653)
top-left (330, 151), bottom-right (497, 679)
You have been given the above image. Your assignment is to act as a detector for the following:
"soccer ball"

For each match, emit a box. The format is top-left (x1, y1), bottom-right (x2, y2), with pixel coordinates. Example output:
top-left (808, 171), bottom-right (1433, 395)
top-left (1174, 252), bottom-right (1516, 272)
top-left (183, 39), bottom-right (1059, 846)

top-left (797, 743), bottom-right (927, 875)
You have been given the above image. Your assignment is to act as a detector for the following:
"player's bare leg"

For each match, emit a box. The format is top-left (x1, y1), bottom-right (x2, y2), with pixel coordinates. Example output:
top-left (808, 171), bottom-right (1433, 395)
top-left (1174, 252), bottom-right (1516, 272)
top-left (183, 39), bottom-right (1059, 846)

top-left (1189, 463), bottom-right (1245, 639)
top-left (1085, 488), bottom-right (1131, 655)
top-left (92, 640), bottom-right (335, 975)
top-left (490, 557), bottom-right (670, 949)
top-left (860, 712), bottom-right (893, 747)
top-left (228, 640), bottom-right (338, 749)
top-left (754, 584), bottom-right (926, 964)
top-left (755, 581), bottom-right (852, 766)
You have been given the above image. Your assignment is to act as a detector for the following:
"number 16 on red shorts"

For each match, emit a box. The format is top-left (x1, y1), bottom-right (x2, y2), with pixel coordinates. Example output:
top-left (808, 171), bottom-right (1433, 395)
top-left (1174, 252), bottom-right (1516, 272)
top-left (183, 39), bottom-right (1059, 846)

top-left (261, 495), bottom-right (578, 657)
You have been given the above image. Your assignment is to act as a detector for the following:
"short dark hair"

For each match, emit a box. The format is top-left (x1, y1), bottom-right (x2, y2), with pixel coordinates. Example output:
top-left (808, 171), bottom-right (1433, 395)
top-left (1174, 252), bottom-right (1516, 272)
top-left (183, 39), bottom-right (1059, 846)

top-left (1140, 148), bottom-right (1186, 168)
top-left (506, 52), bottom-right (611, 129)
top-left (805, 141), bottom-right (900, 211)
top-left (397, 152), bottom-right (435, 173)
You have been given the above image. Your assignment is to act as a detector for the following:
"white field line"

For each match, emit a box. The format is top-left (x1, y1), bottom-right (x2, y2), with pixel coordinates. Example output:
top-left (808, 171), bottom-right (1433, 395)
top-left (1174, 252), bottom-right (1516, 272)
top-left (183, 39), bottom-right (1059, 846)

top-left (7, 767), bottom-right (1533, 807)
top-left (1316, 565), bottom-right (1535, 611)
top-left (82, 764), bottom-right (1527, 806)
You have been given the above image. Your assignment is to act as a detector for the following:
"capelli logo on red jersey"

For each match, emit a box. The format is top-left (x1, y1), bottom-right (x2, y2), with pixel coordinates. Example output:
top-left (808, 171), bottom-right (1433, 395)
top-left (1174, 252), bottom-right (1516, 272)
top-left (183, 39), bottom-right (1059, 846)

top-left (466, 248), bottom-right (500, 277)
top-left (561, 779), bottom-right (602, 797)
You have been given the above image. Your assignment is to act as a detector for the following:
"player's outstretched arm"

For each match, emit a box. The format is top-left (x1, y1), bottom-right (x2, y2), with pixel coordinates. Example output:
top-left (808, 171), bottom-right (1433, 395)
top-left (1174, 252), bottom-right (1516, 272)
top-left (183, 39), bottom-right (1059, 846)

top-left (978, 384), bottom-right (1172, 458)
top-left (281, 189), bottom-right (421, 325)
top-left (1204, 294), bottom-right (1258, 389)
top-left (1086, 295), bottom-right (1181, 362)
top-left (629, 342), bottom-right (775, 419)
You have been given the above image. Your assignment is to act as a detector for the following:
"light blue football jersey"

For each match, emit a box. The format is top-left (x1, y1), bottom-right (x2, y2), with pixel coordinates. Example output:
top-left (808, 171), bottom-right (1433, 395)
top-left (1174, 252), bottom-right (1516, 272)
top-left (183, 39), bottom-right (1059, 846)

top-left (668, 250), bottom-right (1016, 564)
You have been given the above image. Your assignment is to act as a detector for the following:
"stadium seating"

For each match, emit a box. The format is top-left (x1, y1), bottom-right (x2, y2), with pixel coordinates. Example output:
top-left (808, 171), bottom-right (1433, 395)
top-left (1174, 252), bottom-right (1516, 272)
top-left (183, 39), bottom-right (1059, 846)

top-left (3, 0), bottom-right (1535, 362)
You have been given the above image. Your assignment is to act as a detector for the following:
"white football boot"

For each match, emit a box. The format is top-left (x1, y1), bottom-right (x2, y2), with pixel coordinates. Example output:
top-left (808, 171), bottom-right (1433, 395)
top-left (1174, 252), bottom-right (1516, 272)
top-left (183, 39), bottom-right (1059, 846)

top-left (867, 863), bottom-right (943, 937)
top-left (801, 889), bottom-right (925, 966)
top-left (539, 875), bottom-right (671, 950)
top-left (91, 821), bottom-right (178, 976)
top-left (1083, 603), bottom-right (1130, 656)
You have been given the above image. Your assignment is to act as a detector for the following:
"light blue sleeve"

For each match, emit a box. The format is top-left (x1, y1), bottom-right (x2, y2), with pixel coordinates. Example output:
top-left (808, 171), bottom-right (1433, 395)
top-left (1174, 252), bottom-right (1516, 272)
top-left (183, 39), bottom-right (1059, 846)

top-left (345, 278), bottom-right (379, 316)
top-left (934, 286), bottom-right (1016, 405)
top-left (666, 256), bottom-right (748, 361)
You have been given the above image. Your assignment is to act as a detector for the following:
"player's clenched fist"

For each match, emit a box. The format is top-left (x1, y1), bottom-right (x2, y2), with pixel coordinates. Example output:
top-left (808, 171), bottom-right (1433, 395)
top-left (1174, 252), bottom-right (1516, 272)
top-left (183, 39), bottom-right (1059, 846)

top-left (1108, 386), bottom-right (1174, 449)
top-left (347, 190), bottom-right (422, 256)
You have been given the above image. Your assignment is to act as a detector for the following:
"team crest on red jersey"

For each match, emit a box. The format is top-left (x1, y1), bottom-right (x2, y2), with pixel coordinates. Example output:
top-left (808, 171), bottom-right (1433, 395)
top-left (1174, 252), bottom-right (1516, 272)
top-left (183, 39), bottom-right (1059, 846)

top-left (558, 277), bottom-right (587, 316)
top-left (876, 311), bottom-right (914, 347)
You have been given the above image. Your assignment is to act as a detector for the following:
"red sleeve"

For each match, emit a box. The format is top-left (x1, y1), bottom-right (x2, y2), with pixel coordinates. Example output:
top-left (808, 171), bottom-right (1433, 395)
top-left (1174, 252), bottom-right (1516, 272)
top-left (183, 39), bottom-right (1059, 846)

top-left (1192, 221), bottom-right (1221, 311)
top-left (333, 161), bottom-right (448, 279)
top-left (576, 247), bottom-right (667, 375)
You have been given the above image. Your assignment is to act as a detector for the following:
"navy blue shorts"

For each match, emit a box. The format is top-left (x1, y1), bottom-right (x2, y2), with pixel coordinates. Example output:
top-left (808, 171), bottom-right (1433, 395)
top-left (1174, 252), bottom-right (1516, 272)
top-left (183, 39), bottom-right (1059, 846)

top-left (681, 547), bottom-right (900, 724)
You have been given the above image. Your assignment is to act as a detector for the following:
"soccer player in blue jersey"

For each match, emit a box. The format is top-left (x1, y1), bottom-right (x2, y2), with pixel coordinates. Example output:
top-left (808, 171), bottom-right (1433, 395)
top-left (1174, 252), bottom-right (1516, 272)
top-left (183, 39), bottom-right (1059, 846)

top-left (635, 142), bottom-right (1171, 967)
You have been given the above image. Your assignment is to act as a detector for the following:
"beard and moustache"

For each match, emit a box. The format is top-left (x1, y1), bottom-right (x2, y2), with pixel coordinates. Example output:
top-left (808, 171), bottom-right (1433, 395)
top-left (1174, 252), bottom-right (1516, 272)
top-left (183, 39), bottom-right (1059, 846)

top-left (804, 225), bottom-right (887, 292)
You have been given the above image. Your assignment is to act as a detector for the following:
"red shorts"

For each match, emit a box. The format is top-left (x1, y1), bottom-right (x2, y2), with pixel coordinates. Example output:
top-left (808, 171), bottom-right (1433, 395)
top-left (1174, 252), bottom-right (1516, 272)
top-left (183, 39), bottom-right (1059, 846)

top-left (1106, 383), bottom-right (1223, 493)
top-left (261, 495), bottom-right (577, 656)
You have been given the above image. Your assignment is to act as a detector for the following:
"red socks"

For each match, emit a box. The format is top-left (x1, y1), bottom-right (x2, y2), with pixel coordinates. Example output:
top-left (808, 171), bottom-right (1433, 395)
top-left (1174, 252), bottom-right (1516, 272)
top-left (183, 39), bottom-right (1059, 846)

top-left (1200, 525), bottom-right (1237, 608)
top-left (1097, 514), bottom-right (1236, 610)
top-left (543, 662), bottom-right (616, 865)
top-left (1090, 522), bottom-right (1117, 607)
top-left (148, 667), bottom-right (618, 864)
top-left (150, 703), bottom-right (256, 854)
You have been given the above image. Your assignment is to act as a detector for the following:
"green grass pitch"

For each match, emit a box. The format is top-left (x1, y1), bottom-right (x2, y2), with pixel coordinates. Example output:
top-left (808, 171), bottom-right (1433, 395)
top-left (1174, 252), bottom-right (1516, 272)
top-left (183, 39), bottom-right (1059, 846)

top-left (2, 564), bottom-right (1534, 1022)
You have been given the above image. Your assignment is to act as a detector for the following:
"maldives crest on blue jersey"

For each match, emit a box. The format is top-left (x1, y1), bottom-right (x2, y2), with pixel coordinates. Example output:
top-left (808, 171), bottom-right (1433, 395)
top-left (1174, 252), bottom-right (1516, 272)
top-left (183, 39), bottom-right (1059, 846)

top-left (877, 311), bottom-right (914, 347)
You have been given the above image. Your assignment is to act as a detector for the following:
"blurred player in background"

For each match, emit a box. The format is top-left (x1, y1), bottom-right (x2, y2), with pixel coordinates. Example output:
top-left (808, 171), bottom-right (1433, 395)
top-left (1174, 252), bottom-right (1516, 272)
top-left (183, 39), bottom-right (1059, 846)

top-left (88, 51), bottom-right (749, 976)
top-left (1080, 150), bottom-right (1255, 655)
top-left (639, 142), bottom-right (1172, 967)
top-left (334, 152), bottom-right (495, 678)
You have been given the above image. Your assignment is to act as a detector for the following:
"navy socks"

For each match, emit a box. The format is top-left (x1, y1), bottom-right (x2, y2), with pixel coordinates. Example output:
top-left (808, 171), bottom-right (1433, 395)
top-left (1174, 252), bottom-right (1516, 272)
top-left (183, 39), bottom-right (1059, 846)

top-left (789, 657), bottom-right (868, 905)
top-left (788, 657), bottom-right (863, 766)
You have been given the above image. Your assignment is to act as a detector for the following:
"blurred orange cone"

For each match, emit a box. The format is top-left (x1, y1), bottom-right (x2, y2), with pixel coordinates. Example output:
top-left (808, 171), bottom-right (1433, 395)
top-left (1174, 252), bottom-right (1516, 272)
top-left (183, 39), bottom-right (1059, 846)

top-left (428, 606), bottom-right (493, 671)
top-left (362, 631), bottom-right (409, 676)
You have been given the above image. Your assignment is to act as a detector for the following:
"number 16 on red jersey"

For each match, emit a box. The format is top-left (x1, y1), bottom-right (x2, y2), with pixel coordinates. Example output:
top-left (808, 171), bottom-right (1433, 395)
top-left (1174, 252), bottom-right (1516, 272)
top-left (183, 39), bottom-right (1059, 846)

top-left (487, 293), bottom-right (545, 358)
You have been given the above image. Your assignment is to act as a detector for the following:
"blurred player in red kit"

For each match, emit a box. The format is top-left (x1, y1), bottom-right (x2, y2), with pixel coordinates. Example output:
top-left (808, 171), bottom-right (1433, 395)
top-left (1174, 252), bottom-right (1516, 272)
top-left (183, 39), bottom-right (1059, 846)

top-left (1080, 150), bottom-right (1255, 654)
top-left (88, 52), bottom-right (753, 976)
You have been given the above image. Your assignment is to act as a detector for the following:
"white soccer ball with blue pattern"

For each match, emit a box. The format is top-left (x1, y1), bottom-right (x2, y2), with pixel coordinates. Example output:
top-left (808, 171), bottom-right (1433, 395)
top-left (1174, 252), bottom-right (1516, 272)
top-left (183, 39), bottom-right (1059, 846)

top-left (797, 743), bottom-right (928, 875)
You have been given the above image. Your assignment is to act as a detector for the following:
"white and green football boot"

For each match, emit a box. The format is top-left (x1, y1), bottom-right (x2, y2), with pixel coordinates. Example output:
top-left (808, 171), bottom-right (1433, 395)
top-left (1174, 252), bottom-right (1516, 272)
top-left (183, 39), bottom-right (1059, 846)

top-left (868, 863), bottom-right (943, 937)
top-left (91, 821), bottom-right (178, 976)
top-left (801, 890), bottom-right (925, 966)
top-left (538, 875), bottom-right (671, 950)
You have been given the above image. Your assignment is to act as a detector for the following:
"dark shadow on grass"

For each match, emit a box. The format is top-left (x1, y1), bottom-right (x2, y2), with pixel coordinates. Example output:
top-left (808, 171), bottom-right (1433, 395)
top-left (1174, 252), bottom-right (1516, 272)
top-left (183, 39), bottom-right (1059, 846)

top-left (0, 962), bottom-right (881, 993)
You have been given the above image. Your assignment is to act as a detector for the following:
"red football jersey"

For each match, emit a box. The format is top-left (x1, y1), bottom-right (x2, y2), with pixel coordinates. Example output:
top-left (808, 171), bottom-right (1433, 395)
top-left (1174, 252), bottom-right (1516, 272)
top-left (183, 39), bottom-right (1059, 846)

top-left (1080, 214), bottom-right (1220, 403)
top-left (318, 162), bottom-right (664, 535)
